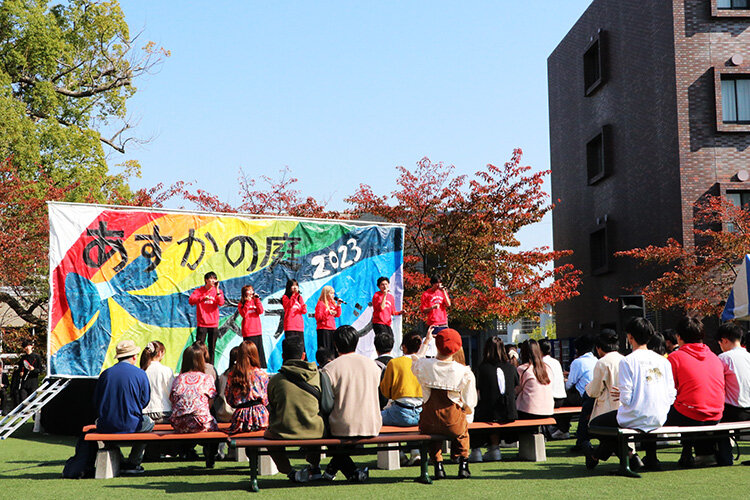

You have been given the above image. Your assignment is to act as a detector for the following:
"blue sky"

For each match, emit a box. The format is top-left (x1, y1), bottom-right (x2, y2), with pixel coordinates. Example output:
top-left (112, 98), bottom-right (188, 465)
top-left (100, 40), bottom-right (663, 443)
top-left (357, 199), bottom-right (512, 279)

top-left (117, 0), bottom-right (593, 250)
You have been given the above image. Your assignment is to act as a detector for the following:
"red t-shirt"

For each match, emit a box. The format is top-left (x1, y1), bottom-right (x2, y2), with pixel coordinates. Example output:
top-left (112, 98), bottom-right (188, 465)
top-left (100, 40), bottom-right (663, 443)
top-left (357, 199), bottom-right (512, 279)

top-left (668, 343), bottom-right (725, 422)
top-left (420, 288), bottom-right (448, 326)
top-left (372, 291), bottom-right (396, 326)
top-left (238, 297), bottom-right (264, 337)
top-left (314, 301), bottom-right (341, 330)
top-left (282, 293), bottom-right (307, 332)
top-left (188, 286), bottom-right (225, 327)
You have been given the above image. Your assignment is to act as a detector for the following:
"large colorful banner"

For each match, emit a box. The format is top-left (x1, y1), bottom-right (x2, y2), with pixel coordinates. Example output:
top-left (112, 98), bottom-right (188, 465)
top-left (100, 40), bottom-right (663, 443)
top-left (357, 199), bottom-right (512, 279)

top-left (48, 202), bottom-right (404, 377)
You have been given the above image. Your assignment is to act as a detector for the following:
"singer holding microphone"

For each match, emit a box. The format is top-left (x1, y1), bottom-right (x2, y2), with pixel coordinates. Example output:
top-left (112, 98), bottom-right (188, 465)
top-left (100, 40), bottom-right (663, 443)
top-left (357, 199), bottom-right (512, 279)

top-left (315, 285), bottom-right (342, 351)
top-left (372, 276), bottom-right (402, 339)
top-left (238, 284), bottom-right (266, 368)
top-left (281, 279), bottom-right (307, 342)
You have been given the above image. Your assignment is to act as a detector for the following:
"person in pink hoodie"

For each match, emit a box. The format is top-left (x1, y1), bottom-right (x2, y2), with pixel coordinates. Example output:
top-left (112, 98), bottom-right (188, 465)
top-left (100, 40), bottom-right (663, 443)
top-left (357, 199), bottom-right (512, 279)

top-left (188, 271), bottom-right (225, 364)
top-left (238, 285), bottom-right (266, 368)
top-left (667, 316), bottom-right (725, 467)
top-left (281, 279), bottom-right (307, 342)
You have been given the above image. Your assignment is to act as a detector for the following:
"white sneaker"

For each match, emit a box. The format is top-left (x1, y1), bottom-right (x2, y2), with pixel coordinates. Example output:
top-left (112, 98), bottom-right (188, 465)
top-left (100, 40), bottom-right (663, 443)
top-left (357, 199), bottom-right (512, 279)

top-left (498, 440), bottom-right (518, 448)
top-left (483, 446), bottom-right (502, 462)
top-left (469, 448), bottom-right (484, 463)
top-left (550, 430), bottom-right (570, 440)
top-left (407, 452), bottom-right (421, 466)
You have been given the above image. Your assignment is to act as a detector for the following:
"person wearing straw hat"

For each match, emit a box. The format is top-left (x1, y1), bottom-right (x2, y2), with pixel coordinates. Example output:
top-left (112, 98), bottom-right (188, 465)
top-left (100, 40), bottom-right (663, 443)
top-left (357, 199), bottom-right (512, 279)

top-left (93, 339), bottom-right (153, 474)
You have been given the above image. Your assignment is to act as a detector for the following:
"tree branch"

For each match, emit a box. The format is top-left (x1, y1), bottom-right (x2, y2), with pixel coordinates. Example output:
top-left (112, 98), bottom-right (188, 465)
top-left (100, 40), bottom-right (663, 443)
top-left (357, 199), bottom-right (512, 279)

top-left (0, 291), bottom-right (46, 328)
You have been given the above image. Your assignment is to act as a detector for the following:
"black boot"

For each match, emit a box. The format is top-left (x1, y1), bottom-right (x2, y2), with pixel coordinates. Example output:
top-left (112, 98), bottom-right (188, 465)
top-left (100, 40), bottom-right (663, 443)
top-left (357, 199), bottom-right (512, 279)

top-left (457, 457), bottom-right (471, 479)
top-left (433, 461), bottom-right (446, 480)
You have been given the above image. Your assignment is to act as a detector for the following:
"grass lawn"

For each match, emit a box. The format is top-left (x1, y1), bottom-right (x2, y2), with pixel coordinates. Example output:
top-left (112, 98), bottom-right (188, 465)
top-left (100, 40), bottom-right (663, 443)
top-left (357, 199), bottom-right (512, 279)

top-left (1, 423), bottom-right (749, 499)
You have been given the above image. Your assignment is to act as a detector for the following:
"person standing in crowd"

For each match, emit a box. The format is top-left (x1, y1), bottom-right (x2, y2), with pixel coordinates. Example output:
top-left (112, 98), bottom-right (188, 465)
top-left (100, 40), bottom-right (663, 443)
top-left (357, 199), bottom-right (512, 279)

top-left (470, 336), bottom-right (518, 463)
top-left (140, 341), bottom-right (174, 424)
top-left (238, 284), bottom-right (266, 368)
top-left (264, 336), bottom-right (326, 483)
top-left (566, 335), bottom-right (597, 453)
top-left (322, 325), bottom-right (382, 482)
top-left (586, 318), bottom-right (675, 472)
top-left (169, 344), bottom-right (219, 467)
top-left (516, 340), bottom-right (554, 419)
top-left (412, 327), bottom-right (477, 480)
top-left (586, 330), bottom-right (624, 425)
top-left (15, 339), bottom-right (44, 404)
top-left (225, 341), bottom-right (269, 434)
top-left (372, 276), bottom-right (402, 338)
top-left (420, 276), bottom-right (451, 357)
top-left (93, 340), bottom-right (153, 474)
top-left (540, 339), bottom-right (568, 439)
top-left (716, 322), bottom-right (750, 466)
top-left (282, 279), bottom-right (307, 342)
top-left (667, 317), bottom-right (725, 468)
top-left (314, 285), bottom-right (341, 352)
top-left (188, 271), bottom-right (225, 364)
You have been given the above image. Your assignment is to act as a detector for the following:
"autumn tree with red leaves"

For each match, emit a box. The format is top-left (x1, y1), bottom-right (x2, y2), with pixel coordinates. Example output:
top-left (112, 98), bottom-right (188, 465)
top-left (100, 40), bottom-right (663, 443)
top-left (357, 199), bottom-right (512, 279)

top-left (346, 149), bottom-right (582, 328)
top-left (615, 194), bottom-right (750, 317)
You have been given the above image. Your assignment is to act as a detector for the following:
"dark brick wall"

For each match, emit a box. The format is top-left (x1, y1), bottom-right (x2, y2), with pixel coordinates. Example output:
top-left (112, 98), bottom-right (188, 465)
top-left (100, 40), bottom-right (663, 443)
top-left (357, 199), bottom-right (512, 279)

top-left (549, 0), bottom-right (681, 337)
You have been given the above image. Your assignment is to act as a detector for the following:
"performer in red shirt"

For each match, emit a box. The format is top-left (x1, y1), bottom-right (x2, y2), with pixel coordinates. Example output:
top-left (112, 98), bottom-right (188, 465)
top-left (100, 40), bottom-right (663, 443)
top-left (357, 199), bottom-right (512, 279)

top-left (238, 284), bottom-right (266, 368)
top-left (420, 275), bottom-right (451, 331)
top-left (315, 285), bottom-right (342, 351)
top-left (371, 276), bottom-right (402, 338)
top-left (281, 279), bottom-right (307, 342)
top-left (188, 271), bottom-right (225, 364)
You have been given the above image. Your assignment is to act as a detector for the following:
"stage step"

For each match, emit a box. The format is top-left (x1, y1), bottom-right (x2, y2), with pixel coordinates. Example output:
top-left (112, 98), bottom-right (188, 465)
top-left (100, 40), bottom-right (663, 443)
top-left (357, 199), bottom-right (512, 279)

top-left (0, 377), bottom-right (70, 440)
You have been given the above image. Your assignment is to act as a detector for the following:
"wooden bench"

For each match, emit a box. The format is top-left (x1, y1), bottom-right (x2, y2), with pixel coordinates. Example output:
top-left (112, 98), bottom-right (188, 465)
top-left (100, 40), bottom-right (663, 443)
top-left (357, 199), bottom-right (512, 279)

top-left (589, 420), bottom-right (750, 477)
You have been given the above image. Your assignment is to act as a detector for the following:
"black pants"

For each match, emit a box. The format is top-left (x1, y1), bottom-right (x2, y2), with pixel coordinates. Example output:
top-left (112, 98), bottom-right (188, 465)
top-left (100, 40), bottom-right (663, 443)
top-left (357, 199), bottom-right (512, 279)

top-left (717, 404), bottom-right (750, 465)
top-left (317, 329), bottom-right (334, 352)
top-left (243, 336), bottom-right (266, 369)
top-left (555, 389), bottom-right (581, 433)
top-left (666, 406), bottom-right (719, 458)
top-left (373, 323), bottom-right (393, 337)
top-left (325, 443), bottom-right (359, 478)
top-left (196, 326), bottom-right (219, 364)
top-left (589, 410), bottom-right (656, 461)
top-left (576, 394), bottom-right (594, 447)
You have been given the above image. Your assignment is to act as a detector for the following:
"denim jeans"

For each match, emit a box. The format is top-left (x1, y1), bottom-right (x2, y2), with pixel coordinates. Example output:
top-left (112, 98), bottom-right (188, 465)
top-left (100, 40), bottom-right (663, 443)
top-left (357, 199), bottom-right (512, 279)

top-left (381, 403), bottom-right (421, 426)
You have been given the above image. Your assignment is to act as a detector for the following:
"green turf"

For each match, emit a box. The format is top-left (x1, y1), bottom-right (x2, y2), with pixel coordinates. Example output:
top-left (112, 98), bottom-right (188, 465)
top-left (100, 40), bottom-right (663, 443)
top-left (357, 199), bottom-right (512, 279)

top-left (1, 423), bottom-right (749, 499)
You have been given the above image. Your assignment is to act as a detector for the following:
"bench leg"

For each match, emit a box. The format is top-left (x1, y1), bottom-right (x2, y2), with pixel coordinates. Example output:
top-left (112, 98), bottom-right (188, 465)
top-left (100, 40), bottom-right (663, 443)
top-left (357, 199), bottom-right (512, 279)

top-left (617, 437), bottom-right (640, 478)
top-left (94, 444), bottom-right (121, 479)
top-left (416, 442), bottom-right (432, 484)
top-left (377, 448), bottom-right (401, 470)
top-left (249, 448), bottom-right (260, 492)
top-left (518, 432), bottom-right (546, 462)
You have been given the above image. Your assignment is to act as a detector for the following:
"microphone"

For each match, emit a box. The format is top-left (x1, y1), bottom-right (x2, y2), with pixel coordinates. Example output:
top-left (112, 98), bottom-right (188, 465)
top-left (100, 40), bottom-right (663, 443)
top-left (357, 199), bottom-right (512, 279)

top-left (334, 296), bottom-right (347, 304)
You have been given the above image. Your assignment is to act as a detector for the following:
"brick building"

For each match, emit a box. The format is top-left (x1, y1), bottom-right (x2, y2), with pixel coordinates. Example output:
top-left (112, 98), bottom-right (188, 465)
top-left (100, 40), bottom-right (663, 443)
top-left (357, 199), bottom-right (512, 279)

top-left (549, 0), bottom-right (750, 337)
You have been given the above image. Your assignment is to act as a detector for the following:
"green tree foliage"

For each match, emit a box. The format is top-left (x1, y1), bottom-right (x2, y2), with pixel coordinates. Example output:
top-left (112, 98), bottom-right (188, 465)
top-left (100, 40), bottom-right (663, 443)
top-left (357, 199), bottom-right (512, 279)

top-left (0, 0), bottom-right (168, 200)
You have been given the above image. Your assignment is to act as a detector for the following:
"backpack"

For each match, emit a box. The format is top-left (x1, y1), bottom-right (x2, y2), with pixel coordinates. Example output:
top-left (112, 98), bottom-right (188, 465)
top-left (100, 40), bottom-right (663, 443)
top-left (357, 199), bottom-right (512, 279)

top-left (62, 434), bottom-right (97, 479)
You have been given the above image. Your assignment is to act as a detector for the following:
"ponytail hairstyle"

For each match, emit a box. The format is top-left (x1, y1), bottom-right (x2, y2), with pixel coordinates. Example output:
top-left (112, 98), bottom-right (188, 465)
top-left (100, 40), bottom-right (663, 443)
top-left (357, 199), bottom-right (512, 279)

top-left (140, 340), bottom-right (166, 370)
top-left (519, 339), bottom-right (550, 385)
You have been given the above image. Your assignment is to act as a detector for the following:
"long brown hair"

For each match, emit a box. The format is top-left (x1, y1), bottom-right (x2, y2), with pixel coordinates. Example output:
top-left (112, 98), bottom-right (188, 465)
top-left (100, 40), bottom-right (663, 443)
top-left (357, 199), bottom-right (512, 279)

top-left (181, 344), bottom-right (206, 374)
top-left (140, 340), bottom-right (165, 370)
top-left (239, 285), bottom-right (254, 306)
top-left (519, 339), bottom-right (550, 385)
top-left (229, 341), bottom-right (262, 393)
top-left (482, 336), bottom-right (509, 365)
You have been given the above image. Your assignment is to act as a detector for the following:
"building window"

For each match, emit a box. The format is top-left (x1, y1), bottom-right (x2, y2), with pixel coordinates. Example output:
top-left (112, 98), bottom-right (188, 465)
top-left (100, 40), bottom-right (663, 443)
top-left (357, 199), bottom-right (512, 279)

top-left (721, 76), bottom-right (750, 123)
top-left (718, 0), bottom-right (749, 9)
top-left (727, 191), bottom-right (750, 231)
top-left (586, 126), bottom-right (610, 185)
top-left (583, 33), bottom-right (604, 96)
top-left (590, 225), bottom-right (609, 275)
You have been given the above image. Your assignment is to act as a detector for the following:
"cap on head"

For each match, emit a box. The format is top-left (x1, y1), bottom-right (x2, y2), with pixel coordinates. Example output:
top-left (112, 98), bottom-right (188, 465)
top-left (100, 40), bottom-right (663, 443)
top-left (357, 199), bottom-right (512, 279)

top-left (115, 339), bottom-right (140, 359)
top-left (435, 328), bottom-right (462, 356)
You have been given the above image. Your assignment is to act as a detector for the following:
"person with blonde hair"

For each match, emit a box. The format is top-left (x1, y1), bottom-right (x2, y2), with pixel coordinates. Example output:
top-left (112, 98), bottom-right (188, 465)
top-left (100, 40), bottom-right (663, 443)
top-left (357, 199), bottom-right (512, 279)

top-left (315, 285), bottom-right (341, 352)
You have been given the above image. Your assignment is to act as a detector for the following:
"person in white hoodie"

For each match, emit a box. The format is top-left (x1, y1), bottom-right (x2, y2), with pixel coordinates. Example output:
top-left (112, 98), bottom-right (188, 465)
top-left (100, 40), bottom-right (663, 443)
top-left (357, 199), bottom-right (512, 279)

top-left (586, 318), bottom-right (675, 472)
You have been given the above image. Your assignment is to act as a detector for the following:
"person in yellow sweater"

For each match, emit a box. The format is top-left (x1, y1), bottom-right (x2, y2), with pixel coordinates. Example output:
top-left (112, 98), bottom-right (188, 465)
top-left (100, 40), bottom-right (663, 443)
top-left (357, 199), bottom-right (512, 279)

top-left (380, 333), bottom-right (424, 465)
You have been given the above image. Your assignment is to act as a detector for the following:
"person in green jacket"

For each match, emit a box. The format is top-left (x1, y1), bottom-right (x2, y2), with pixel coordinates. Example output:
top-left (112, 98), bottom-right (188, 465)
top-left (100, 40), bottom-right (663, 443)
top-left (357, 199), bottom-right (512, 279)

top-left (264, 336), bottom-right (325, 482)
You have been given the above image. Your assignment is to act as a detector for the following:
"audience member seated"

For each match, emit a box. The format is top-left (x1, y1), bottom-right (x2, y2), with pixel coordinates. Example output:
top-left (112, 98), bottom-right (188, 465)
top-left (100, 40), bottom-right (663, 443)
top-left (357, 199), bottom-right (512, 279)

top-left (264, 337), bottom-right (326, 483)
top-left (586, 330), bottom-right (624, 423)
top-left (716, 322), bottom-right (750, 466)
top-left (516, 339), bottom-right (554, 420)
top-left (647, 332), bottom-right (668, 357)
top-left (667, 317), bottom-right (725, 468)
top-left (169, 344), bottom-right (219, 467)
top-left (412, 327), bottom-right (477, 480)
top-left (226, 341), bottom-right (269, 434)
top-left (470, 336), bottom-right (518, 463)
top-left (587, 318), bottom-right (675, 471)
top-left (140, 340), bottom-right (174, 424)
top-left (374, 331), bottom-right (395, 409)
top-left (315, 348), bottom-right (335, 368)
top-left (540, 338), bottom-right (568, 440)
top-left (93, 340), bottom-right (153, 474)
top-left (565, 334), bottom-right (597, 453)
top-left (380, 333), bottom-right (424, 465)
top-left (214, 346), bottom-right (240, 424)
top-left (321, 325), bottom-right (382, 482)
top-left (663, 329), bottom-right (678, 354)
